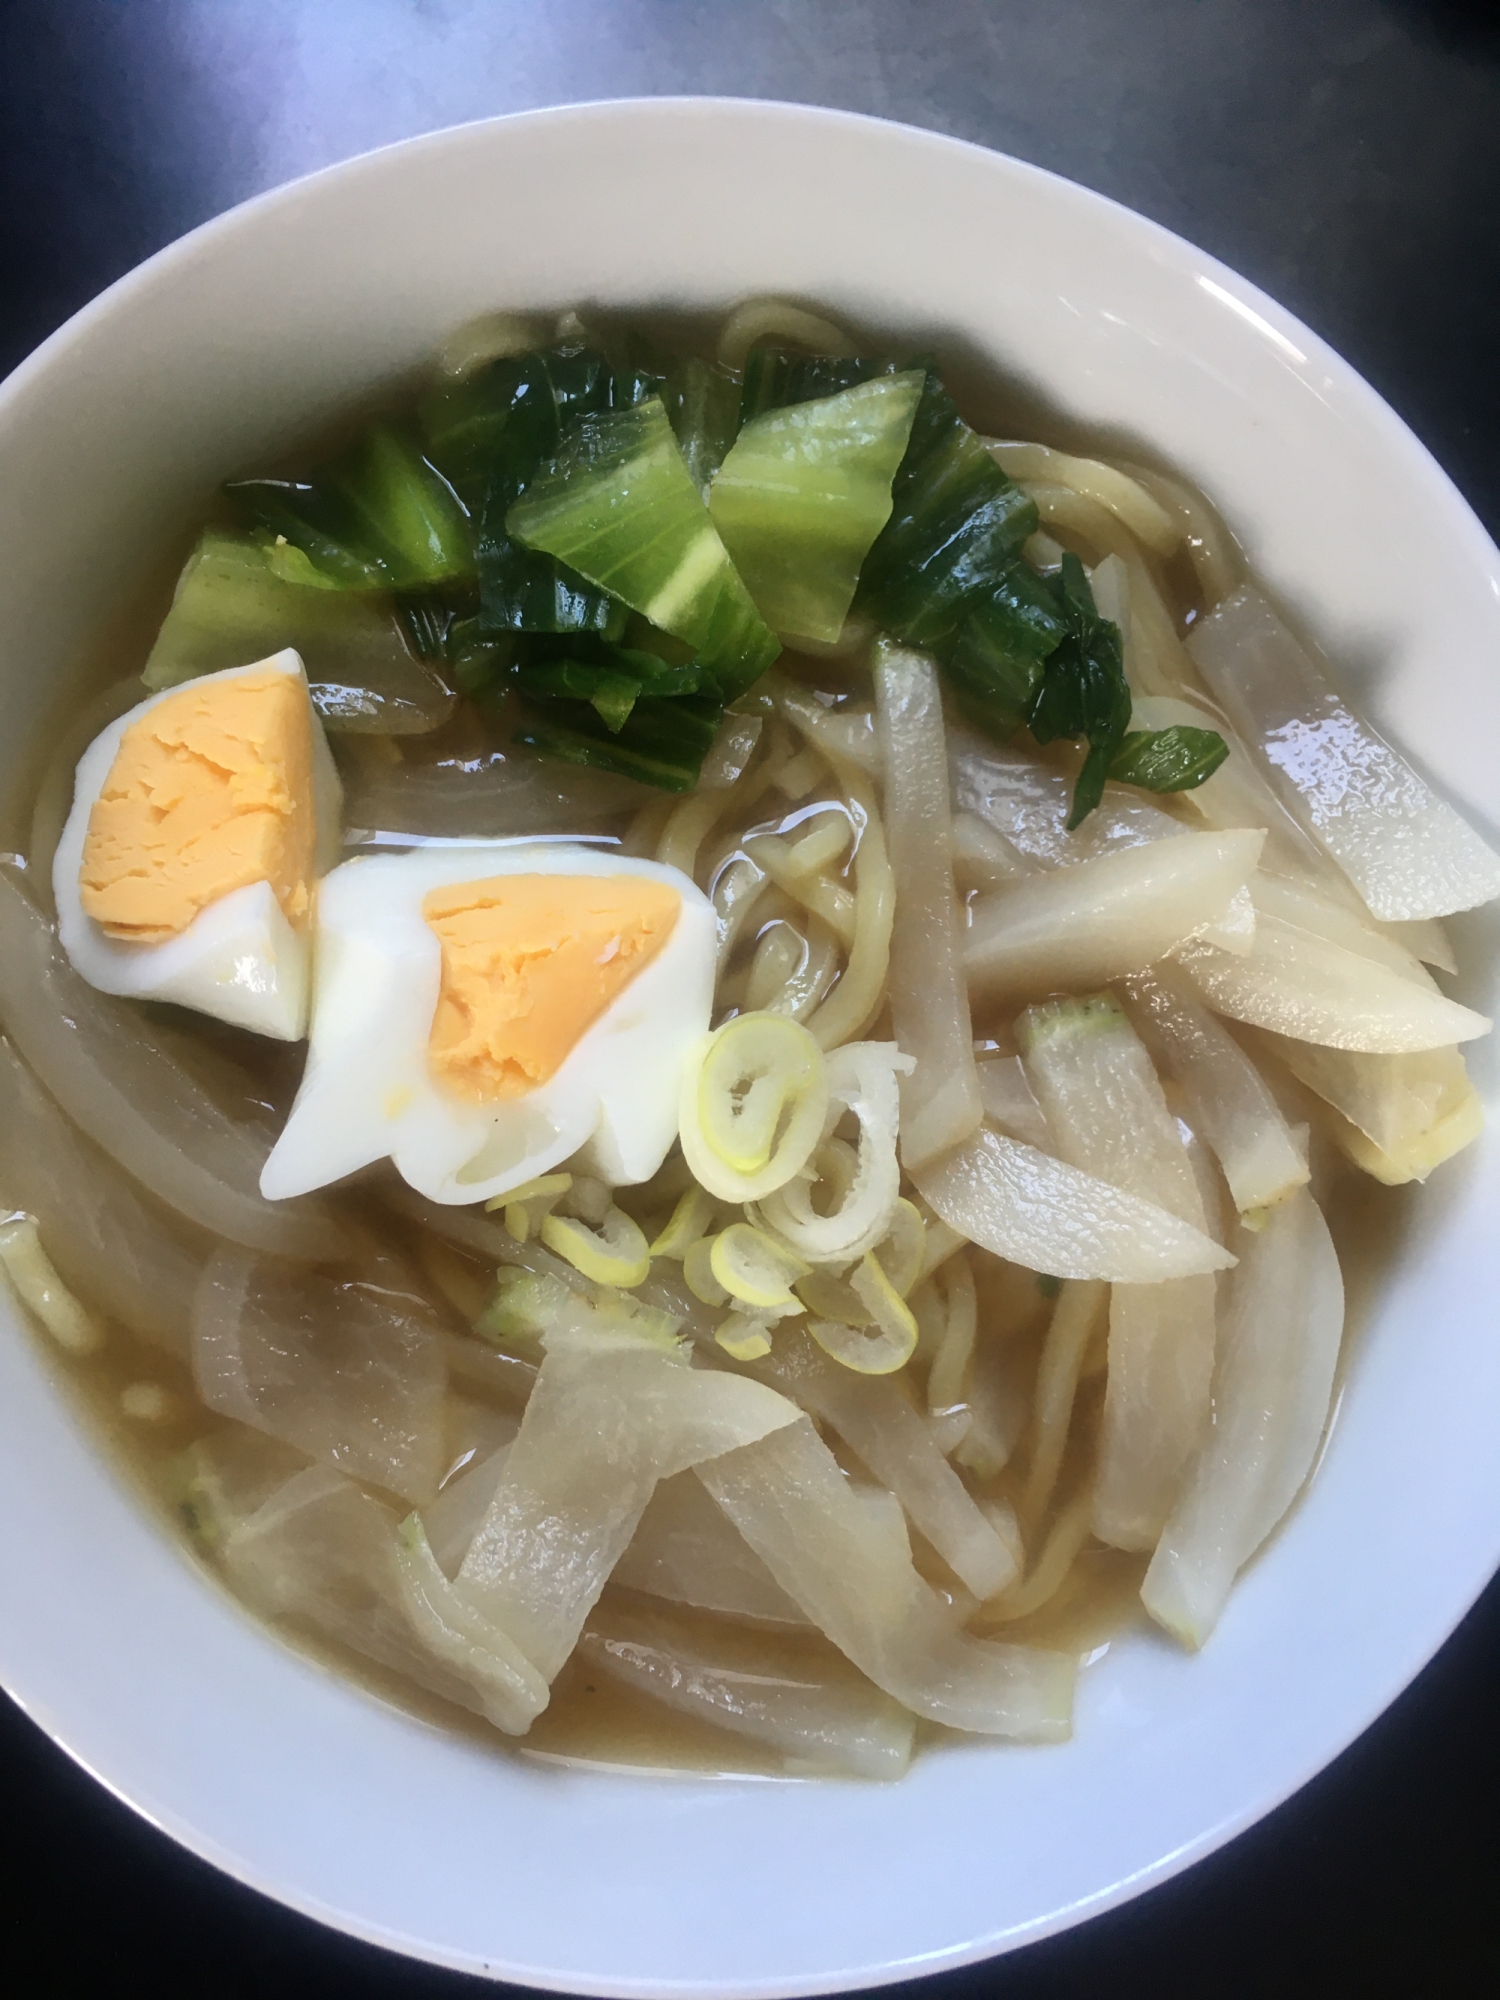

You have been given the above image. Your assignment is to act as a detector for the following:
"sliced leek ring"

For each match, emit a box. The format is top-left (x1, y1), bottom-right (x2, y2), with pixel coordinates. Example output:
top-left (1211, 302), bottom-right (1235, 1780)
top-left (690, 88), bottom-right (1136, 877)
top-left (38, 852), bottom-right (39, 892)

top-left (679, 1011), bottom-right (828, 1202)
top-left (710, 1222), bottom-right (811, 1310)
top-left (649, 1184), bottom-right (717, 1260)
top-left (540, 1206), bottom-right (651, 1289)
top-left (715, 1311), bottom-right (775, 1361)
top-left (684, 1236), bottom-right (730, 1308)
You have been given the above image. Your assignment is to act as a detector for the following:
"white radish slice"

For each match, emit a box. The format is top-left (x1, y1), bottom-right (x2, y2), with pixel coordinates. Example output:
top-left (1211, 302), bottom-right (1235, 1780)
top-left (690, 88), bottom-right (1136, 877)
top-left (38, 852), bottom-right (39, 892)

top-left (192, 1251), bottom-right (450, 1506)
top-left (455, 1316), bottom-right (798, 1683)
top-left (1142, 1192), bottom-right (1343, 1648)
top-left (699, 1417), bottom-right (1075, 1738)
top-left (1121, 968), bottom-right (1309, 1214)
top-left (975, 1054), bottom-right (1053, 1151)
top-left (911, 1124), bottom-right (1234, 1284)
top-left (1249, 873), bottom-right (1436, 988)
top-left (578, 1598), bottom-right (915, 1779)
top-left (1252, 1034), bottom-right (1481, 1185)
top-left (222, 1464), bottom-right (491, 1716)
top-left (1174, 915), bottom-right (1490, 1053)
top-left (0, 872), bottom-right (343, 1262)
top-left (1020, 994), bottom-right (1218, 1550)
top-left (965, 830), bottom-right (1265, 1002)
top-left (749, 1325), bottom-right (1019, 1601)
top-left (610, 1470), bottom-right (810, 1626)
top-left (874, 642), bottom-right (983, 1166)
top-left (1187, 586), bottom-right (1500, 920)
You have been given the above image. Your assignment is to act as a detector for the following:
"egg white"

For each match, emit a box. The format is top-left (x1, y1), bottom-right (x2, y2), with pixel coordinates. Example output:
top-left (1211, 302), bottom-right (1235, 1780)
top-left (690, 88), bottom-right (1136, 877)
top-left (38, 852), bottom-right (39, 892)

top-left (259, 844), bottom-right (717, 1206)
top-left (53, 651), bottom-right (342, 1041)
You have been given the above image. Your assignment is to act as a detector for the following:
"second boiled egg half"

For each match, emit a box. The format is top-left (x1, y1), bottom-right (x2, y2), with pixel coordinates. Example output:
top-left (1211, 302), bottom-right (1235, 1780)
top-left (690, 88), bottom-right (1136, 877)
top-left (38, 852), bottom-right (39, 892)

top-left (260, 845), bottom-right (717, 1206)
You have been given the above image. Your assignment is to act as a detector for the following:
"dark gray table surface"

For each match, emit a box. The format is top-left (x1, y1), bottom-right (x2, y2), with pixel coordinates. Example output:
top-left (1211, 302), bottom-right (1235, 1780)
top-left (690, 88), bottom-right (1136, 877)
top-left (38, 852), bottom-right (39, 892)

top-left (1, 3), bottom-right (1496, 1993)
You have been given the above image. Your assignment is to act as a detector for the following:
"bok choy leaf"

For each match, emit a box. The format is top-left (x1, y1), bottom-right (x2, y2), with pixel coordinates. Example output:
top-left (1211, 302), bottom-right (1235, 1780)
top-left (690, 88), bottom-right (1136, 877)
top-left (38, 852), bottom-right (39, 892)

top-left (708, 371), bottom-right (924, 643)
top-left (856, 368), bottom-right (1038, 649)
top-left (506, 394), bottom-right (781, 699)
top-left (227, 426), bottom-right (472, 591)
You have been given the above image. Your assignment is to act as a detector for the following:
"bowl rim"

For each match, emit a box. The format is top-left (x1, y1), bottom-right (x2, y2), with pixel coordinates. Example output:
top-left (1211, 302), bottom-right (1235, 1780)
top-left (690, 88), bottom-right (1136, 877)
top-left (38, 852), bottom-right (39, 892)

top-left (1, 93), bottom-right (1498, 1997)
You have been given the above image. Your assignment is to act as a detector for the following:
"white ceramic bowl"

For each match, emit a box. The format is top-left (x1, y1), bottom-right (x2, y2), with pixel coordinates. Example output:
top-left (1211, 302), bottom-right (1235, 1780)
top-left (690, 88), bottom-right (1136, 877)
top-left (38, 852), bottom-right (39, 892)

top-left (1, 99), bottom-right (1497, 1997)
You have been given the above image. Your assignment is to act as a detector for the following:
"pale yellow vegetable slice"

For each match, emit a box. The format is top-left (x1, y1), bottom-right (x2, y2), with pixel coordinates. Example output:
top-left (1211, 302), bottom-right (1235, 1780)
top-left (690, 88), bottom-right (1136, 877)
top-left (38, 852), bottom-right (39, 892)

top-left (540, 1207), bottom-right (651, 1288)
top-left (679, 1012), bottom-right (829, 1201)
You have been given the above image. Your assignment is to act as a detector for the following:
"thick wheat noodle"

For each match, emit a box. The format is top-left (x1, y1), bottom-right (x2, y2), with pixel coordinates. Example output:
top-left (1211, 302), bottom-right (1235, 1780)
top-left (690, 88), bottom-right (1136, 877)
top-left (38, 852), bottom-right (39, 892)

top-left (1023, 1281), bottom-right (1108, 1526)
top-left (987, 442), bottom-right (1181, 557)
top-left (1112, 459), bottom-right (1242, 607)
top-left (926, 1251), bottom-right (978, 1412)
top-left (1125, 553), bottom-right (1216, 699)
top-left (979, 1483), bottom-right (1096, 1624)
top-left (779, 744), bottom-right (895, 1050)
top-left (657, 757), bottom-right (777, 882)
top-left (742, 833), bottom-right (857, 947)
top-left (1023, 484), bottom-right (1140, 565)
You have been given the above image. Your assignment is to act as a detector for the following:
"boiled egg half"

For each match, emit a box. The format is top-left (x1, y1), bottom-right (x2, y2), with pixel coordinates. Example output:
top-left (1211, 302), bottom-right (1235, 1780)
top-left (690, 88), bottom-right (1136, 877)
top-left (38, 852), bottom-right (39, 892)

top-left (260, 845), bottom-right (716, 1206)
top-left (53, 651), bottom-right (342, 1039)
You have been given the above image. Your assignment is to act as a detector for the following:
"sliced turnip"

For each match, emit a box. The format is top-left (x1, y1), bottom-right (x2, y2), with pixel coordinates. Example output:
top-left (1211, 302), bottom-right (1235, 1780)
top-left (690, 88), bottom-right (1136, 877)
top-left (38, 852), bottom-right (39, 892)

top-left (965, 830), bottom-right (1264, 1002)
top-left (1121, 968), bottom-right (1309, 1214)
top-left (0, 873), bottom-right (342, 1262)
top-left (912, 1124), bottom-right (1233, 1284)
top-left (610, 1470), bottom-right (809, 1626)
top-left (1019, 994), bottom-right (1219, 1550)
top-left (0, 1036), bottom-right (205, 1357)
top-left (579, 1598), bottom-right (915, 1779)
top-left (1251, 1034), bottom-right (1481, 1185)
top-left (455, 1317), bottom-right (798, 1682)
top-left (975, 1055), bottom-right (1053, 1150)
top-left (1187, 586), bottom-right (1500, 921)
top-left (747, 1325), bottom-right (1019, 1600)
top-left (193, 1251), bottom-right (449, 1504)
top-left (1142, 1192), bottom-right (1343, 1648)
top-left (874, 642), bottom-right (983, 1166)
top-left (1174, 915), bottom-right (1489, 1053)
top-left (699, 1417), bottom-right (1076, 1738)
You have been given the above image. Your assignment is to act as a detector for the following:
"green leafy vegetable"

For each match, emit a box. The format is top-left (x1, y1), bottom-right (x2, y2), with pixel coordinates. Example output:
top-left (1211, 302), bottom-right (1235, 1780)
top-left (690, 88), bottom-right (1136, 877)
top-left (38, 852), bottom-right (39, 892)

top-left (1024, 553), bottom-right (1133, 829)
top-left (506, 395), bottom-right (780, 700)
top-left (660, 354), bottom-right (742, 496)
top-left (516, 644), bottom-right (703, 733)
top-left (141, 530), bottom-right (454, 734)
top-left (517, 690), bottom-right (724, 793)
top-left (857, 370), bottom-right (1038, 650)
top-left (707, 372), bottom-right (924, 644)
top-left (738, 348), bottom-right (888, 425)
top-left (1107, 725), bottom-right (1230, 793)
top-left (422, 347), bottom-right (630, 639)
top-left (227, 427), bottom-right (472, 591)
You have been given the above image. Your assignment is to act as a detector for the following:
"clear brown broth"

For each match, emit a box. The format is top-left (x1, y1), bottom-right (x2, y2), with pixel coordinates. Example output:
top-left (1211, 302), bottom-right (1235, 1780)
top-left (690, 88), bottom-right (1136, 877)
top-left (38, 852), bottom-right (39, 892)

top-left (0, 316), bottom-right (1402, 1778)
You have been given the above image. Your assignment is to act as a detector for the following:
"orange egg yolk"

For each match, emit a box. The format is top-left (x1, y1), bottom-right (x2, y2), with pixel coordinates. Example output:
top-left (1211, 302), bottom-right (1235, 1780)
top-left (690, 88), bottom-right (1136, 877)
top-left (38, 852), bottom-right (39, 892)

top-left (422, 873), bottom-right (681, 1102)
top-left (79, 669), bottom-right (316, 943)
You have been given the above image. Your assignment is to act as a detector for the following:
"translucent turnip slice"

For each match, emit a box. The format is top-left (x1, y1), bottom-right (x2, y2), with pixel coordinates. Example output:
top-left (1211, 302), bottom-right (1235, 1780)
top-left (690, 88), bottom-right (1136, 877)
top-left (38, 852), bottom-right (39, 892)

top-left (0, 1036), bottom-right (206, 1357)
top-left (1121, 969), bottom-right (1309, 1215)
top-left (874, 643), bottom-right (983, 1166)
top-left (455, 1319), bottom-right (798, 1684)
top-left (1019, 994), bottom-right (1219, 1549)
top-left (610, 1470), bottom-right (810, 1626)
top-left (579, 1598), bottom-right (915, 1779)
top-left (965, 831), bottom-right (1264, 1002)
top-left (339, 744), bottom-right (643, 840)
top-left (222, 1463), bottom-right (490, 1714)
top-left (1187, 586), bottom-right (1500, 921)
top-left (748, 1325), bottom-right (1019, 1600)
top-left (1142, 1191), bottom-right (1344, 1648)
top-left (1174, 915), bottom-right (1490, 1053)
top-left (1251, 1034), bottom-right (1481, 1185)
top-left (699, 1416), bottom-right (1075, 1738)
top-left (975, 1055), bottom-right (1053, 1150)
top-left (1250, 872), bottom-right (1437, 988)
top-left (0, 873), bottom-right (342, 1261)
top-left (912, 1125), bottom-right (1233, 1284)
top-left (193, 1251), bottom-right (449, 1504)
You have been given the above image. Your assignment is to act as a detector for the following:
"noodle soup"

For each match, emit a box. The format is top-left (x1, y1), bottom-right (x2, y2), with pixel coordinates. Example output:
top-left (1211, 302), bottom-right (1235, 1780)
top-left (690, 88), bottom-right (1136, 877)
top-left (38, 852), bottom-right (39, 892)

top-left (1, 299), bottom-right (1492, 1781)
